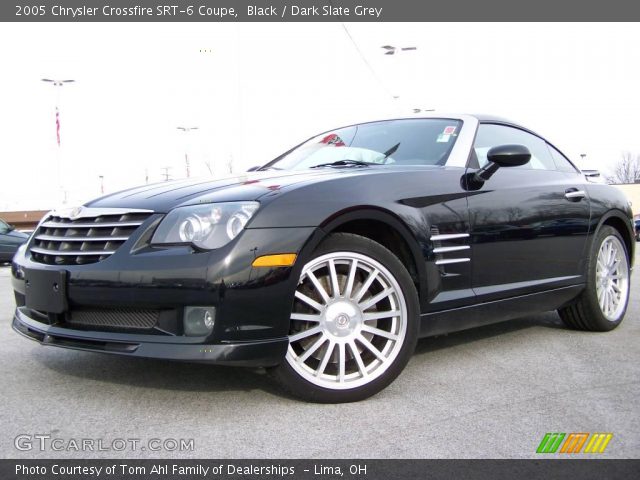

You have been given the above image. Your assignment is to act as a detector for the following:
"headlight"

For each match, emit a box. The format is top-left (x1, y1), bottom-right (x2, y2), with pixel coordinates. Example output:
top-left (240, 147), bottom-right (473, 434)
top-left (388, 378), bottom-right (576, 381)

top-left (151, 202), bottom-right (259, 250)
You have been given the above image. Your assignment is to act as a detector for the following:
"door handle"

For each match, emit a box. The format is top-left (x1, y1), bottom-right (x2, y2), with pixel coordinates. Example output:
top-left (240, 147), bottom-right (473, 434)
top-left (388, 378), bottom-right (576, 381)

top-left (565, 189), bottom-right (586, 201)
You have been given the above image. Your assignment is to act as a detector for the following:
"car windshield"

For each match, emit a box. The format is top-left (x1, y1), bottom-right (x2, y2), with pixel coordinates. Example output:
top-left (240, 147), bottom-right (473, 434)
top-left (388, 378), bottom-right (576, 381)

top-left (264, 119), bottom-right (462, 170)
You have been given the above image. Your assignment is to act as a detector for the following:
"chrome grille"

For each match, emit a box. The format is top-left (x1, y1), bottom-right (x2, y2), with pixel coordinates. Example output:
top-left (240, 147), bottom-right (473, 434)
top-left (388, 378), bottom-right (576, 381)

top-left (30, 207), bottom-right (153, 265)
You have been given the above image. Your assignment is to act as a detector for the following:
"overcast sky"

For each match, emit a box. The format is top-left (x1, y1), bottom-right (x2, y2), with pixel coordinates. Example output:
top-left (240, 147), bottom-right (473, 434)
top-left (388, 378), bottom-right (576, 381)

top-left (1, 22), bottom-right (639, 210)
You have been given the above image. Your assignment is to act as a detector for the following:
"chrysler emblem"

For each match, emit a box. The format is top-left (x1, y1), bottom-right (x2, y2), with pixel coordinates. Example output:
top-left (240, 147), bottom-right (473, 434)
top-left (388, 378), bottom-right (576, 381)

top-left (69, 206), bottom-right (83, 219)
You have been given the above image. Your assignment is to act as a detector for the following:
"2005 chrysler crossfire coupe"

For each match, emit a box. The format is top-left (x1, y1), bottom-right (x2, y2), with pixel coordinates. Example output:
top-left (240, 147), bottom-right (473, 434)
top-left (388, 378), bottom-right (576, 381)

top-left (11, 114), bottom-right (634, 402)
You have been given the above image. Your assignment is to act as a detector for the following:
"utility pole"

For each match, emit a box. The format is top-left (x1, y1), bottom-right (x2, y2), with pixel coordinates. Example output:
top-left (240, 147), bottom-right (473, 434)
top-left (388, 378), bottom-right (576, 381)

top-left (42, 78), bottom-right (75, 205)
top-left (161, 166), bottom-right (172, 182)
top-left (177, 126), bottom-right (199, 178)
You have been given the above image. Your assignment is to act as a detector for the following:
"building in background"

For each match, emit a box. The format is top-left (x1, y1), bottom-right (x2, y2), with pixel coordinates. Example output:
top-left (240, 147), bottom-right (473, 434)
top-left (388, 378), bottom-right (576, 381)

top-left (0, 210), bottom-right (48, 232)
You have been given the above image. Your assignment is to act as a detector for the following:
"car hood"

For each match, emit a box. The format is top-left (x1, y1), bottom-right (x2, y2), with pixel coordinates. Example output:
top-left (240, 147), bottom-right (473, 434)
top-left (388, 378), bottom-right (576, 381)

top-left (3, 229), bottom-right (29, 240)
top-left (86, 169), bottom-right (371, 212)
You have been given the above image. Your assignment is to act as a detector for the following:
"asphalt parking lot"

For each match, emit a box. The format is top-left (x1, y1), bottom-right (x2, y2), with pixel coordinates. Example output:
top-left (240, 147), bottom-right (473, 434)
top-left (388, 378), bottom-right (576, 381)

top-left (0, 256), bottom-right (638, 459)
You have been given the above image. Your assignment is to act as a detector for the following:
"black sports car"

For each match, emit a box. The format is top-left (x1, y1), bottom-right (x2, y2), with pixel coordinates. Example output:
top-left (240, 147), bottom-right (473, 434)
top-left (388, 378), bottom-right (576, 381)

top-left (1, 218), bottom-right (29, 263)
top-left (11, 114), bottom-right (634, 402)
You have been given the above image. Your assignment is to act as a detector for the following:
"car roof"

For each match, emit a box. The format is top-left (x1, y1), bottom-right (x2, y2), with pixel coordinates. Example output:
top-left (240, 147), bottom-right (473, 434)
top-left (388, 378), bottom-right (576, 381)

top-left (312, 113), bottom-right (549, 149)
top-left (405, 111), bottom-right (546, 141)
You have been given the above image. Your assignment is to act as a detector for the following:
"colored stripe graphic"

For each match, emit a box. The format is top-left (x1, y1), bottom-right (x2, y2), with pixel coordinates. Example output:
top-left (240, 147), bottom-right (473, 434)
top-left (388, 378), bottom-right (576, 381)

top-left (536, 433), bottom-right (566, 453)
top-left (584, 433), bottom-right (613, 453)
top-left (560, 433), bottom-right (589, 453)
top-left (537, 433), bottom-right (613, 454)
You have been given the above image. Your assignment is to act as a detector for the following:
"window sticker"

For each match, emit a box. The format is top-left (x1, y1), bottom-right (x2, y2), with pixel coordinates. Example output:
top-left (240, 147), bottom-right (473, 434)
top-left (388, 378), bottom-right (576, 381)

top-left (437, 133), bottom-right (451, 143)
top-left (320, 133), bottom-right (345, 146)
top-left (443, 126), bottom-right (457, 135)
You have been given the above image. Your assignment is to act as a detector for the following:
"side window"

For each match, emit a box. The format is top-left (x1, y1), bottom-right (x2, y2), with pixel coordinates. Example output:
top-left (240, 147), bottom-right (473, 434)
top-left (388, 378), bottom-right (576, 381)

top-left (547, 144), bottom-right (579, 173)
top-left (0, 220), bottom-right (8, 234)
top-left (473, 124), bottom-right (556, 171)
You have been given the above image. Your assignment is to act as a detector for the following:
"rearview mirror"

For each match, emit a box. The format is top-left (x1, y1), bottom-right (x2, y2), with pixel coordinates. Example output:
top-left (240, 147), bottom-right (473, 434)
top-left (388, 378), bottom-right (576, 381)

top-left (487, 144), bottom-right (531, 167)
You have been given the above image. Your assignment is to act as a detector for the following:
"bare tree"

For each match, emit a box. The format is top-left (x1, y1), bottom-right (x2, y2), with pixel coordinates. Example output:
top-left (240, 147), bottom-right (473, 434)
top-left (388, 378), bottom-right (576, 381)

top-left (606, 152), bottom-right (640, 184)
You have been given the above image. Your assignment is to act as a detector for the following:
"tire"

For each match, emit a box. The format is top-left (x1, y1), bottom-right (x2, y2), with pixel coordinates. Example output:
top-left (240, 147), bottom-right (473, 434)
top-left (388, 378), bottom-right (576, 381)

top-left (558, 226), bottom-right (630, 331)
top-left (270, 233), bottom-right (420, 403)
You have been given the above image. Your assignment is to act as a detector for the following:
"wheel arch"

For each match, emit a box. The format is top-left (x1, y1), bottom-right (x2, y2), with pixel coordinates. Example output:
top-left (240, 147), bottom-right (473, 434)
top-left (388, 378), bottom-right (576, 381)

top-left (295, 207), bottom-right (427, 308)
top-left (597, 210), bottom-right (635, 267)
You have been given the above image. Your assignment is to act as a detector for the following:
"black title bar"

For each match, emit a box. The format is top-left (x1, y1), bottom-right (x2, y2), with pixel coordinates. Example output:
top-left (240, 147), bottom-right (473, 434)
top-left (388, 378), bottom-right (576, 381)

top-left (2, 459), bottom-right (640, 480)
top-left (3, 0), bottom-right (640, 22)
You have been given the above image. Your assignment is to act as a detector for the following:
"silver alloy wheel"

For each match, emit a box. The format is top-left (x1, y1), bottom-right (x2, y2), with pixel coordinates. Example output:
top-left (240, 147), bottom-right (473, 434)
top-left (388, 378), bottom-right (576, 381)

top-left (596, 235), bottom-right (629, 322)
top-left (286, 251), bottom-right (408, 390)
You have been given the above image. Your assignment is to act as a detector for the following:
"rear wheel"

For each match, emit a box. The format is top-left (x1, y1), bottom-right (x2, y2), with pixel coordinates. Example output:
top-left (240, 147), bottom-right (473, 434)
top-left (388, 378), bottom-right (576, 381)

top-left (270, 233), bottom-right (419, 403)
top-left (559, 226), bottom-right (630, 331)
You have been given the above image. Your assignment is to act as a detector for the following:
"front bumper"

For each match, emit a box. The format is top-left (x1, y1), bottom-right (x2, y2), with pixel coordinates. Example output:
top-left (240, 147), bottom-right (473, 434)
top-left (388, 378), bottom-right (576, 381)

top-left (13, 307), bottom-right (288, 366)
top-left (11, 224), bottom-right (319, 365)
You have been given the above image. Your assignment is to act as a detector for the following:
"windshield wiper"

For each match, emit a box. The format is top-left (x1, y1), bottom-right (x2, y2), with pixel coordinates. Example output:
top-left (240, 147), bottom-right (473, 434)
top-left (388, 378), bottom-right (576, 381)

top-left (381, 143), bottom-right (400, 163)
top-left (310, 159), bottom-right (373, 169)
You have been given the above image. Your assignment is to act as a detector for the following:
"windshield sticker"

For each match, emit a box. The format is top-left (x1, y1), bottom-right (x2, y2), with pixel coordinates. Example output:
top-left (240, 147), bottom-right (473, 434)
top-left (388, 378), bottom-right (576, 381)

top-left (320, 133), bottom-right (346, 146)
top-left (437, 133), bottom-right (451, 143)
top-left (443, 126), bottom-right (457, 135)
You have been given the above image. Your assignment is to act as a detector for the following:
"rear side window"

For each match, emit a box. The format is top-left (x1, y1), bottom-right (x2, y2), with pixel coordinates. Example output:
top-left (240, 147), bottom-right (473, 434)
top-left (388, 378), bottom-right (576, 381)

top-left (547, 144), bottom-right (579, 173)
top-left (472, 123), bottom-right (556, 171)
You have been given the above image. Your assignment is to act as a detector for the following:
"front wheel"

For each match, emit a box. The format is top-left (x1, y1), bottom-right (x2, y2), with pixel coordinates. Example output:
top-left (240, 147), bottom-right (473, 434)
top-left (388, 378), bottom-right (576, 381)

top-left (270, 233), bottom-right (420, 403)
top-left (559, 225), bottom-right (630, 331)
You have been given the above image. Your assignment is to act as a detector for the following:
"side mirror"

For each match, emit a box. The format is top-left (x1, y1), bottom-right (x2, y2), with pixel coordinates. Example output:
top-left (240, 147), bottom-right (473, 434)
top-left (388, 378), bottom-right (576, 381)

top-left (487, 144), bottom-right (531, 167)
top-left (464, 144), bottom-right (531, 190)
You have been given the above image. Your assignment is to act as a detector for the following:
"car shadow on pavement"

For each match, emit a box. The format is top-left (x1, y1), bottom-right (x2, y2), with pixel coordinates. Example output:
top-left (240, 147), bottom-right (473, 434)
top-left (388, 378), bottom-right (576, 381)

top-left (30, 311), bottom-right (565, 397)
top-left (32, 349), bottom-right (287, 397)
top-left (414, 310), bottom-right (566, 355)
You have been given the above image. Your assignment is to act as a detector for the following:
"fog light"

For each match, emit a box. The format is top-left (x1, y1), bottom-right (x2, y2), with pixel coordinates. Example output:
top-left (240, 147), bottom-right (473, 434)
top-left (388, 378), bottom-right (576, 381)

top-left (183, 307), bottom-right (216, 336)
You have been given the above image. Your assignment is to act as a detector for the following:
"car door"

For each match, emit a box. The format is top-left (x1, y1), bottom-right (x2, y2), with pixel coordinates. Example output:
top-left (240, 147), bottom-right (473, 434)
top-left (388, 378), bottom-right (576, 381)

top-left (0, 220), bottom-right (15, 260)
top-left (465, 123), bottom-right (591, 302)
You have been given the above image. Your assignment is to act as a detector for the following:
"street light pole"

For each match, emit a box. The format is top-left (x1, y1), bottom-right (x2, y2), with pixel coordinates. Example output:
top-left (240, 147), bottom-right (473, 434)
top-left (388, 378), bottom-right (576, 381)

top-left (42, 78), bottom-right (75, 205)
top-left (381, 45), bottom-right (417, 55)
top-left (177, 126), bottom-right (199, 178)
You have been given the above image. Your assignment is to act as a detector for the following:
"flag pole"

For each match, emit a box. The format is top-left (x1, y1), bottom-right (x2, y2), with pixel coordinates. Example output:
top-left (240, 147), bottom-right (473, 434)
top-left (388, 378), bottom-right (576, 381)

top-left (42, 78), bottom-right (75, 205)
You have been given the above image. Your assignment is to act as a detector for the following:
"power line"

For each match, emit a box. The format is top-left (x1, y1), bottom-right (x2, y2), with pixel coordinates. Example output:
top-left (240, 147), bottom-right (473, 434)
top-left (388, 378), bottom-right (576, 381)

top-left (337, 22), bottom-right (395, 100)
